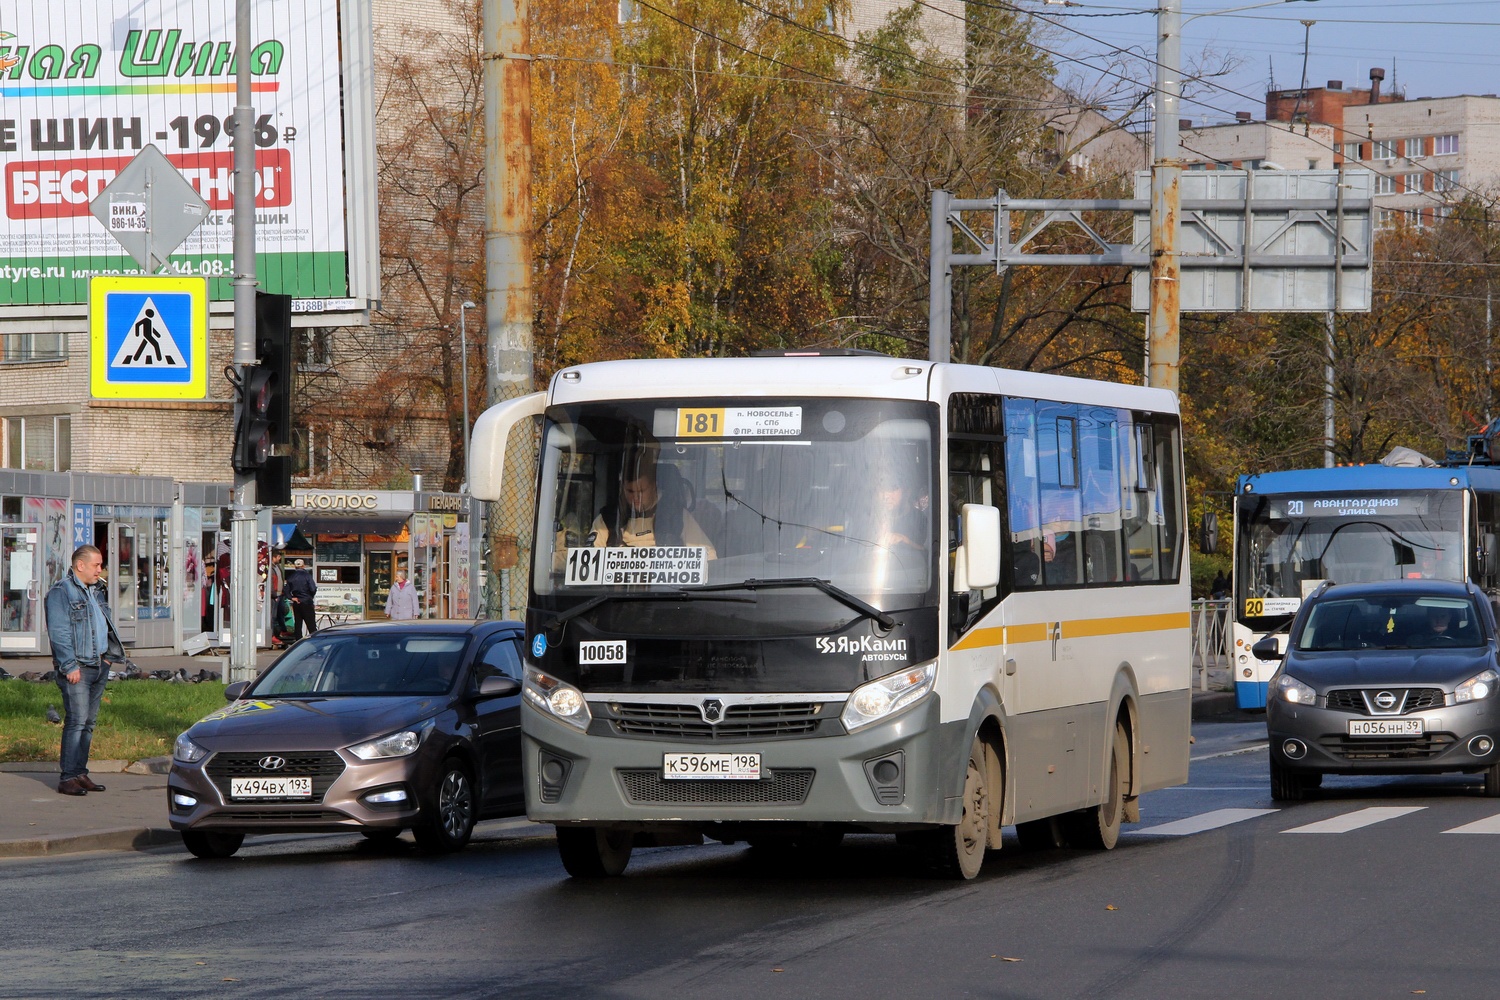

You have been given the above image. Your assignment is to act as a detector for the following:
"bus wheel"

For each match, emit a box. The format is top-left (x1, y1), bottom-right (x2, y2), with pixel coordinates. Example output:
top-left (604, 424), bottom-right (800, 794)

top-left (1066, 722), bottom-right (1128, 850)
top-left (557, 826), bottom-right (633, 878)
top-left (922, 736), bottom-right (990, 879)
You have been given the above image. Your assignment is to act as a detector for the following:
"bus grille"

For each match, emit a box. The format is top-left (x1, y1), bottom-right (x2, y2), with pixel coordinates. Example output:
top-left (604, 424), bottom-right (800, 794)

top-left (1317, 732), bottom-right (1457, 760)
top-left (205, 751), bottom-right (346, 802)
top-left (608, 702), bottom-right (826, 741)
top-left (617, 768), bottom-right (815, 805)
top-left (1325, 689), bottom-right (1444, 714)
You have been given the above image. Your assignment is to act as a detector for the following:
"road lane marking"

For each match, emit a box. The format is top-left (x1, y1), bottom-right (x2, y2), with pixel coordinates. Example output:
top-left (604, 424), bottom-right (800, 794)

top-left (1283, 806), bottom-right (1425, 834)
top-left (1443, 814), bottom-right (1500, 834)
top-left (1191, 743), bottom-right (1269, 762)
top-left (1132, 807), bottom-right (1279, 836)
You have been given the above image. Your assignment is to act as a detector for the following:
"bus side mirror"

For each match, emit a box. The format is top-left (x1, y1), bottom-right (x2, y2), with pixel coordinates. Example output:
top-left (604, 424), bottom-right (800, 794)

top-left (958, 504), bottom-right (1001, 591)
top-left (1486, 534), bottom-right (1497, 578)
top-left (1199, 511), bottom-right (1219, 554)
top-left (1250, 637), bottom-right (1284, 661)
top-left (1393, 541), bottom-right (1415, 567)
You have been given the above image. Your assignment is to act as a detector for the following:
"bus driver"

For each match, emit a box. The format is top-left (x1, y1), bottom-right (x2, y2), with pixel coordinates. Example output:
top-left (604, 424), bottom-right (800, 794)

top-left (589, 465), bottom-right (717, 556)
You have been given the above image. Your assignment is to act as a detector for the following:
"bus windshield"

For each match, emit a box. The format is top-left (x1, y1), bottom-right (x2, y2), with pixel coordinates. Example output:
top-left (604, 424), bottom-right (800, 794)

top-left (532, 398), bottom-right (937, 625)
top-left (1236, 490), bottom-right (1465, 619)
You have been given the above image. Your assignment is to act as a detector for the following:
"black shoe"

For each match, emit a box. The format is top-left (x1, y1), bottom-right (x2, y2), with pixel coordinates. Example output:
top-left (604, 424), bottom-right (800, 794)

top-left (77, 775), bottom-right (107, 792)
top-left (57, 778), bottom-right (88, 796)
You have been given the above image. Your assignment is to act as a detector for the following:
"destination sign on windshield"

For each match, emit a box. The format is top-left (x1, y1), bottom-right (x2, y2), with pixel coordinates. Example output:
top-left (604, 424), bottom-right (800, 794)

top-left (654, 406), bottom-right (802, 438)
top-left (1268, 495), bottom-right (1429, 519)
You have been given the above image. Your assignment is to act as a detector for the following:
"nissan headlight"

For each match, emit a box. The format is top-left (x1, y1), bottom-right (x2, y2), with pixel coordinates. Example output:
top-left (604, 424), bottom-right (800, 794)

top-left (841, 662), bottom-right (936, 733)
top-left (1273, 673), bottom-right (1317, 706)
top-left (173, 732), bottom-right (208, 764)
top-left (524, 667), bottom-right (592, 731)
top-left (1455, 669), bottom-right (1499, 703)
top-left (348, 718), bottom-right (435, 760)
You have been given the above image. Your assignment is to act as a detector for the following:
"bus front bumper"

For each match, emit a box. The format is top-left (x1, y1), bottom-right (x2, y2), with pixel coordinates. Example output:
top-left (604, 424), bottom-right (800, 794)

top-left (521, 696), bottom-right (960, 831)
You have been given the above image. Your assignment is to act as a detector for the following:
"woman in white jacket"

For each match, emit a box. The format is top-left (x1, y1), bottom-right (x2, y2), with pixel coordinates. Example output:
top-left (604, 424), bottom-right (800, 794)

top-left (384, 569), bottom-right (421, 620)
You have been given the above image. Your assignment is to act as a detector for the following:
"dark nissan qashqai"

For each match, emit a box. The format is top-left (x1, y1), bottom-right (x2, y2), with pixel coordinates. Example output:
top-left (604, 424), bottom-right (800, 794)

top-left (1259, 580), bottom-right (1500, 801)
top-left (168, 620), bottom-right (526, 858)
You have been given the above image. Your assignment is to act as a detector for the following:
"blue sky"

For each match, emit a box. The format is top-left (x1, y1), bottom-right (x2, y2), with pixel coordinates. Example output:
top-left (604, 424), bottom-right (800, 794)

top-left (1023, 0), bottom-right (1500, 124)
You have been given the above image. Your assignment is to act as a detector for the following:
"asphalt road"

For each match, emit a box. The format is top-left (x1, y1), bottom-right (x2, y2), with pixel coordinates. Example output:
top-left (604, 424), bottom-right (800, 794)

top-left (6, 718), bottom-right (1499, 999)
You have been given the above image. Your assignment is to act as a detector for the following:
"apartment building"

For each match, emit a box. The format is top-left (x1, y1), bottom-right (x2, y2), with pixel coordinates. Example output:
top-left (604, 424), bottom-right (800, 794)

top-left (1263, 69), bottom-right (1500, 227)
top-left (1175, 116), bottom-right (1337, 173)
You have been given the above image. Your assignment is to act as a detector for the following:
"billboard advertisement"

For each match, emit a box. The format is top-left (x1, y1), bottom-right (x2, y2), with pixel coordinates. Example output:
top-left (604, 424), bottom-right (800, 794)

top-left (0, 1), bottom-right (356, 306)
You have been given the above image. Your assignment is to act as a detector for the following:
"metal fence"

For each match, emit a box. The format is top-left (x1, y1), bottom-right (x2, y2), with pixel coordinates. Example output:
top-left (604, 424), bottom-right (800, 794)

top-left (1191, 598), bottom-right (1232, 691)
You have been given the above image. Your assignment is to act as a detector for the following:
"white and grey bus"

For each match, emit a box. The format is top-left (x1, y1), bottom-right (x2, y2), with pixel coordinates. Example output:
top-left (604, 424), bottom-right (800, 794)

top-left (471, 352), bottom-right (1190, 878)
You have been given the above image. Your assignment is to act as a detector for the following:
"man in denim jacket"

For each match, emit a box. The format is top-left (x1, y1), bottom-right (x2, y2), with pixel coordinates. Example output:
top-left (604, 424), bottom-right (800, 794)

top-left (44, 545), bottom-right (124, 796)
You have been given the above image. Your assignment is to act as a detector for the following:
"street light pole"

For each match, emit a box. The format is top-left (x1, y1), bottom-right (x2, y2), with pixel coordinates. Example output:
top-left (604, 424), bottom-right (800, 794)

top-left (459, 300), bottom-right (480, 618)
top-left (1150, 0), bottom-right (1319, 394)
top-left (1149, 0), bottom-right (1182, 393)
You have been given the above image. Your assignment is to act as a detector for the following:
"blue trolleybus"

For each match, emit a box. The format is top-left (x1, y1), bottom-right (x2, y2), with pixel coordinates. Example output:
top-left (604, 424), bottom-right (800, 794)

top-left (1233, 460), bottom-right (1500, 708)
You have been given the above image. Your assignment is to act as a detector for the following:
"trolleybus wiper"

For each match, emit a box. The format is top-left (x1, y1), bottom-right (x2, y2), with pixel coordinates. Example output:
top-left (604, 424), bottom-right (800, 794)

top-left (689, 577), bottom-right (899, 630)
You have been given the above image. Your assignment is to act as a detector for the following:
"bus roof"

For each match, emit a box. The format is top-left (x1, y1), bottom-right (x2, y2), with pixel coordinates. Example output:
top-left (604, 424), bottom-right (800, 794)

top-left (1238, 464), bottom-right (1500, 494)
top-left (547, 357), bottom-right (1178, 412)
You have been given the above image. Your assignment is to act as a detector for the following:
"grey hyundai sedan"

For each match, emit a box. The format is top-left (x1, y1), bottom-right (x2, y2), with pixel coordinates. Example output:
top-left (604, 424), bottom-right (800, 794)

top-left (168, 620), bottom-right (525, 858)
top-left (1260, 580), bottom-right (1500, 800)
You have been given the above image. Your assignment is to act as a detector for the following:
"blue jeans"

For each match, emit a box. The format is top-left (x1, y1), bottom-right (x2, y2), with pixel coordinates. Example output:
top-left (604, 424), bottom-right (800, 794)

top-left (57, 663), bottom-right (108, 781)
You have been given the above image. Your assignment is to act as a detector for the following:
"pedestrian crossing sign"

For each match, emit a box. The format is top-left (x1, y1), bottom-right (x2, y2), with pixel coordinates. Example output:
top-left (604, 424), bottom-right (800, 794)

top-left (89, 276), bottom-right (209, 400)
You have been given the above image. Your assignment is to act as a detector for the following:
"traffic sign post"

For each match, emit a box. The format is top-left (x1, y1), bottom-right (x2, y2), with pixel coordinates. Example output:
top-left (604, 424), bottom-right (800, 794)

top-left (88, 144), bottom-right (211, 275)
top-left (88, 275), bottom-right (209, 400)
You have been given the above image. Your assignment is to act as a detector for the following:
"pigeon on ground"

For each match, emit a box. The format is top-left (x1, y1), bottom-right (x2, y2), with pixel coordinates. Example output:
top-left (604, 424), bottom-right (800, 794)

top-left (45, 705), bottom-right (61, 725)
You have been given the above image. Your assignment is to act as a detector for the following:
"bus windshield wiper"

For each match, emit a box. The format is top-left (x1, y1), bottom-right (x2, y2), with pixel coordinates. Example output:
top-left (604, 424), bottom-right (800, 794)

top-left (544, 589), bottom-right (755, 635)
top-left (690, 577), bottom-right (898, 630)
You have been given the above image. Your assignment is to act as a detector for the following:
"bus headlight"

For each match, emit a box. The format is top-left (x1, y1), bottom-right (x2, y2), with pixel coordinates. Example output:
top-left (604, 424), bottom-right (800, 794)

top-left (1456, 669), bottom-right (1498, 703)
top-left (1273, 673), bottom-right (1317, 705)
top-left (841, 662), bottom-right (936, 733)
top-left (524, 667), bottom-right (593, 731)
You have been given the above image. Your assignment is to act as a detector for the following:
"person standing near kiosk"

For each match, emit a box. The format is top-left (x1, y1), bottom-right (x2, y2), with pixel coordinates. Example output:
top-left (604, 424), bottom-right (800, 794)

top-left (284, 558), bottom-right (319, 638)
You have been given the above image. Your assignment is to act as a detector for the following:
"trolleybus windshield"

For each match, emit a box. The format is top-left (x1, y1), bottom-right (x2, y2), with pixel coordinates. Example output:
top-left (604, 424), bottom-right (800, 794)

top-left (1236, 490), bottom-right (1464, 623)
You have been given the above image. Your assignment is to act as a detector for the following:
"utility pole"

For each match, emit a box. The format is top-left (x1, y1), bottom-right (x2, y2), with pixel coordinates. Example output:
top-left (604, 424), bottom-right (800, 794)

top-left (229, 0), bottom-right (259, 682)
top-left (483, 0), bottom-right (534, 619)
top-left (1150, 0), bottom-right (1182, 393)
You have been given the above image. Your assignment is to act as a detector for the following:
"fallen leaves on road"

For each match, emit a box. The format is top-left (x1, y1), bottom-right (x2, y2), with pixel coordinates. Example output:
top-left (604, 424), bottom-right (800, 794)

top-left (1106, 904), bottom-right (1118, 911)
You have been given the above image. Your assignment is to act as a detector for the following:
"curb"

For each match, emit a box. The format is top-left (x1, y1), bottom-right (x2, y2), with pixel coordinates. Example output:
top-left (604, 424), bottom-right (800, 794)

top-left (0, 826), bottom-right (180, 859)
top-left (1191, 691), bottom-right (1240, 720)
top-left (0, 757), bottom-right (172, 775)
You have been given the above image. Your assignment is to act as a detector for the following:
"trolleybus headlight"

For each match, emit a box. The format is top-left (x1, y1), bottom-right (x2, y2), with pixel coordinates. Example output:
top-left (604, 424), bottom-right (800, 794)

top-left (1273, 673), bottom-right (1317, 705)
top-left (841, 662), bottom-right (936, 733)
top-left (1455, 669), bottom-right (1498, 703)
top-left (524, 667), bottom-right (593, 731)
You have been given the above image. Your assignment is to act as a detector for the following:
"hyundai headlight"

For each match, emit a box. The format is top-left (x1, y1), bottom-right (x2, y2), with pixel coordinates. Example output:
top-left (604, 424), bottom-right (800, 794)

top-left (173, 732), bottom-right (208, 764)
top-left (1456, 669), bottom-right (1498, 703)
top-left (841, 662), bottom-right (937, 733)
top-left (1273, 673), bottom-right (1317, 705)
top-left (524, 667), bottom-right (592, 731)
top-left (348, 718), bottom-right (435, 760)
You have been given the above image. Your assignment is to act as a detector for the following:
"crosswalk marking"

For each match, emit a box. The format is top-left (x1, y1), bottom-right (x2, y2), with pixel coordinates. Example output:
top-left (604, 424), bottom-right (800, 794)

top-left (1133, 807), bottom-right (1279, 836)
top-left (1443, 814), bottom-right (1500, 834)
top-left (1283, 806), bottom-right (1426, 833)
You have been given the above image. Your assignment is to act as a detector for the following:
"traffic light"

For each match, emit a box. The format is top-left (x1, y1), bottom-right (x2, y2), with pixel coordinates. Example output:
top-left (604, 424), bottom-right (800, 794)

top-left (232, 363), bottom-right (276, 473)
top-left (231, 293), bottom-right (295, 506)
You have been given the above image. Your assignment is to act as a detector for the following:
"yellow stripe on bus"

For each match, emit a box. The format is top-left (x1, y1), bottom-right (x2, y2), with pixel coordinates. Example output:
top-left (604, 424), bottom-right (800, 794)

top-left (950, 612), bottom-right (1190, 651)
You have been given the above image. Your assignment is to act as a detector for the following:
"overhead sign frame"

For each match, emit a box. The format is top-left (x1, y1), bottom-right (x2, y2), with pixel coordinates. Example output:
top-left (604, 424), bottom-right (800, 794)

top-left (89, 274), bottom-right (209, 400)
